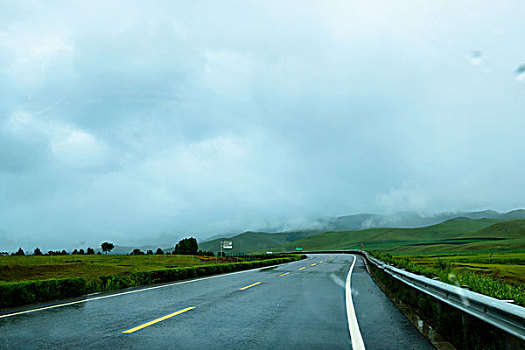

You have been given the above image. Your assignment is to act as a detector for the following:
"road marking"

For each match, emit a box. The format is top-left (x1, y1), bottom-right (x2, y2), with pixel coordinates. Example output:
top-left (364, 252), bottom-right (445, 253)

top-left (123, 306), bottom-right (195, 334)
top-left (299, 267), bottom-right (306, 270)
top-left (364, 260), bottom-right (371, 274)
top-left (0, 260), bottom-right (296, 319)
top-left (239, 282), bottom-right (261, 290)
top-left (310, 263), bottom-right (316, 266)
top-left (346, 255), bottom-right (366, 350)
top-left (278, 272), bottom-right (290, 277)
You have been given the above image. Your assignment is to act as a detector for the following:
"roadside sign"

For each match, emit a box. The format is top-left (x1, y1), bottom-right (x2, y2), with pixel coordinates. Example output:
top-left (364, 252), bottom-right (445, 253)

top-left (266, 251), bottom-right (273, 254)
top-left (295, 247), bottom-right (303, 251)
top-left (222, 241), bottom-right (233, 249)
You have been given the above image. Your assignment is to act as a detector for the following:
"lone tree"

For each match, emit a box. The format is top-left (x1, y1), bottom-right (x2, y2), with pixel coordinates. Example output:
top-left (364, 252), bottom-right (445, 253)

top-left (155, 248), bottom-right (164, 255)
top-left (14, 248), bottom-right (25, 256)
top-left (33, 247), bottom-right (43, 256)
top-left (86, 247), bottom-right (95, 255)
top-left (174, 237), bottom-right (198, 255)
top-left (130, 248), bottom-right (144, 255)
top-left (101, 242), bottom-right (114, 255)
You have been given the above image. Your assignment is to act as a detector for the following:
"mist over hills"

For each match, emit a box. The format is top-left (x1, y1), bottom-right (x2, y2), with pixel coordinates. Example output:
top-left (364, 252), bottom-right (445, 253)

top-left (199, 209), bottom-right (525, 253)
top-left (106, 209), bottom-right (525, 254)
top-left (282, 217), bottom-right (525, 255)
top-left (322, 209), bottom-right (525, 231)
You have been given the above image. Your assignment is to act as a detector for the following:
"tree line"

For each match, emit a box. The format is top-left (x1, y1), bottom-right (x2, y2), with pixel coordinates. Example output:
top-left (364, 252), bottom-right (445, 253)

top-left (3, 237), bottom-right (216, 257)
top-left (129, 238), bottom-right (213, 256)
top-left (6, 247), bottom-right (102, 256)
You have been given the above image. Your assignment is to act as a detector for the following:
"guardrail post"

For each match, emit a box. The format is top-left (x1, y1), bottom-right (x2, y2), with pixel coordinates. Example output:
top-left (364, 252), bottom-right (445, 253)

top-left (461, 313), bottom-right (470, 345)
top-left (410, 287), bottom-right (417, 302)
top-left (435, 300), bottom-right (441, 315)
top-left (504, 334), bottom-right (519, 350)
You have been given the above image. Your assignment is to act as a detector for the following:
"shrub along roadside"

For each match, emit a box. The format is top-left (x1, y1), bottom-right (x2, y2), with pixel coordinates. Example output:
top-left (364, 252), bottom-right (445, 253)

top-left (0, 255), bottom-right (305, 309)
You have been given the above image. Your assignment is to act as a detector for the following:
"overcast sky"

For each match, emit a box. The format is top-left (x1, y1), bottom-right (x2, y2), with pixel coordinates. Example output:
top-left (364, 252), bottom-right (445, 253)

top-left (1, 0), bottom-right (524, 251)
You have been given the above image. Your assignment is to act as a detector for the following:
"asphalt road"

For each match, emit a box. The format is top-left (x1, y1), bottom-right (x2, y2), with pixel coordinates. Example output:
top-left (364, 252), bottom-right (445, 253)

top-left (0, 254), bottom-right (434, 349)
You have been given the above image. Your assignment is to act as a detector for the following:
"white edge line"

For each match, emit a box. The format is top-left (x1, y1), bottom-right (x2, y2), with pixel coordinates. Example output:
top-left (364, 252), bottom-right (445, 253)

top-left (346, 255), bottom-right (366, 350)
top-left (0, 260), bottom-right (296, 319)
top-left (363, 259), bottom-right (371, 274)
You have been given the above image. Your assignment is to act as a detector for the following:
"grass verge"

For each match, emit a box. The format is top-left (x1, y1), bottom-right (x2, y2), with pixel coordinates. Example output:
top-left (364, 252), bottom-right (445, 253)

top-left (366, 255), bottom-right (524, 350)
top-left (368, 251), bottom-right (525, 307)
top-left (0, 255), bottom-right (305, 309)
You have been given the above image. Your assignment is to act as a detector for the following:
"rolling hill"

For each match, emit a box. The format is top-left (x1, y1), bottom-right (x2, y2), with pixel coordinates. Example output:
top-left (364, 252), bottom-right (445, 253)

top-left (322, 209), bottom-right (525, 231)
top-left (275, 218), bottom-right (502, 252)
top-left (197, 209), bottom-right (525, 254)
top-left (198, 230), bottom-right (322, 253)
top-left (276, 218), bottom-right (525, 255)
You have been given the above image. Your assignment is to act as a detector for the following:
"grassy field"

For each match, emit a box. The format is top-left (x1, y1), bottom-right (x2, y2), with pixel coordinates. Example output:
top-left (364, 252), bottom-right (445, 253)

top-left (199, 230), bottom-right (322, 253)
top-left (0, 254), bottom-right (304, 308)
top-left (371, 251), bottom-right (525, 307)
top-left (0, 254), bottom-right (247, 282)
top-left (198, 218), bottom-right (525, 255)
top-left (274, 218), bottom-right (525, 254)
top-left (402, 252), bottom-right (525, 286)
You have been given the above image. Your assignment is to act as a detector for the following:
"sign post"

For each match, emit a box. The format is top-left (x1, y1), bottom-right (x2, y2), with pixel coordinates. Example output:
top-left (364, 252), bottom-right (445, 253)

top-left (220, 240), bottom-right (233, 258)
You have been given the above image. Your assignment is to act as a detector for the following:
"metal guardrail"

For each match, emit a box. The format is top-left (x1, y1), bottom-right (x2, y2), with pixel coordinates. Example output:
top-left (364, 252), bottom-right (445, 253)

top-left (282, 250), bottom-right (525, 341)
top-left (365, 253), bottom-right (525, 341)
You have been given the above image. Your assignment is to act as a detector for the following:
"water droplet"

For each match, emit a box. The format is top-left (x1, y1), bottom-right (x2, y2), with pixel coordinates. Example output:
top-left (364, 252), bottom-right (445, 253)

top-left (470, 50), bottom-right (483, 65)
top-left (515, 64), bottom-right (525, 82)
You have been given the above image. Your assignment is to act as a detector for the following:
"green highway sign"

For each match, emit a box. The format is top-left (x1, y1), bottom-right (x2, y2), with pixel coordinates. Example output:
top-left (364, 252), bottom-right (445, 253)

top-left (295, 247), bottom-right (303, 251)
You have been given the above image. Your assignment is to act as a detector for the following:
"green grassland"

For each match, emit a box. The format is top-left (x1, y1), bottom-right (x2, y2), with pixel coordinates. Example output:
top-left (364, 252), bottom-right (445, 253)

top-left (371, 251), bottom-right (525, 307)
top-left (198, 218), bottom-right (525, 256)
top-left (403, 252), bottom-right (525, 286)
top-left (0, 254), bottom-right (304, 308)
top-left (199, 230), bottom-right (322, 253)
top-left (0, 254), bottom-right (230, 282)
top-left (273, 218), bottom-right (525, 254)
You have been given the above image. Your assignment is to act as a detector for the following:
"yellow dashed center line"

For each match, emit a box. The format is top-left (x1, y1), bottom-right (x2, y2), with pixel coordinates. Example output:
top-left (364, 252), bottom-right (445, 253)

top-left (310, 263), bottom-right (316, 266)
top-left (123, 306), bottom-right (195, 334)
top-left (239, 282), bottom-right (261, 290)
top-left (278, 272), bottom-right (290, 277)
top-left (299, 267), bottom-right (306, 270)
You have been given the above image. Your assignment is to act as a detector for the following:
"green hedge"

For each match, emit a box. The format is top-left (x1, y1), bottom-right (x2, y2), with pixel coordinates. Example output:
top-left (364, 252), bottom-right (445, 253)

top-left (0, 278), bottom-right (87, 309)
top-left (0, 255), bottom-right (305, 309)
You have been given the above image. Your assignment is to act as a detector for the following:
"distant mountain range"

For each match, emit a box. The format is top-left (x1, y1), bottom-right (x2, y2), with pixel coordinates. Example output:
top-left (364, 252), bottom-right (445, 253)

top-left (109, 209), bottom-right (525, 254)
top-left (278, 217), bottom-right (525, 254)
top-left (199, 209), bottom-right (525, 253)
top-left (199, 230), bottom-right (322, 253)
top-left (321, 209), bottom-right (525, 231)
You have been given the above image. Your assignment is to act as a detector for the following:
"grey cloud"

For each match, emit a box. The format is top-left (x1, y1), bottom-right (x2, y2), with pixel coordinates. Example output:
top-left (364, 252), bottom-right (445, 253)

top-left (1, 0), bottom-right (525, 251)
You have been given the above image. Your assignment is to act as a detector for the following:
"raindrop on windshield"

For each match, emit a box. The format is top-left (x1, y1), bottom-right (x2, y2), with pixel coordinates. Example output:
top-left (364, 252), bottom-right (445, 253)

top-left (515, 64), bottom-right (525, 82)
top-left (470, 50), bottom-right (483, 65)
